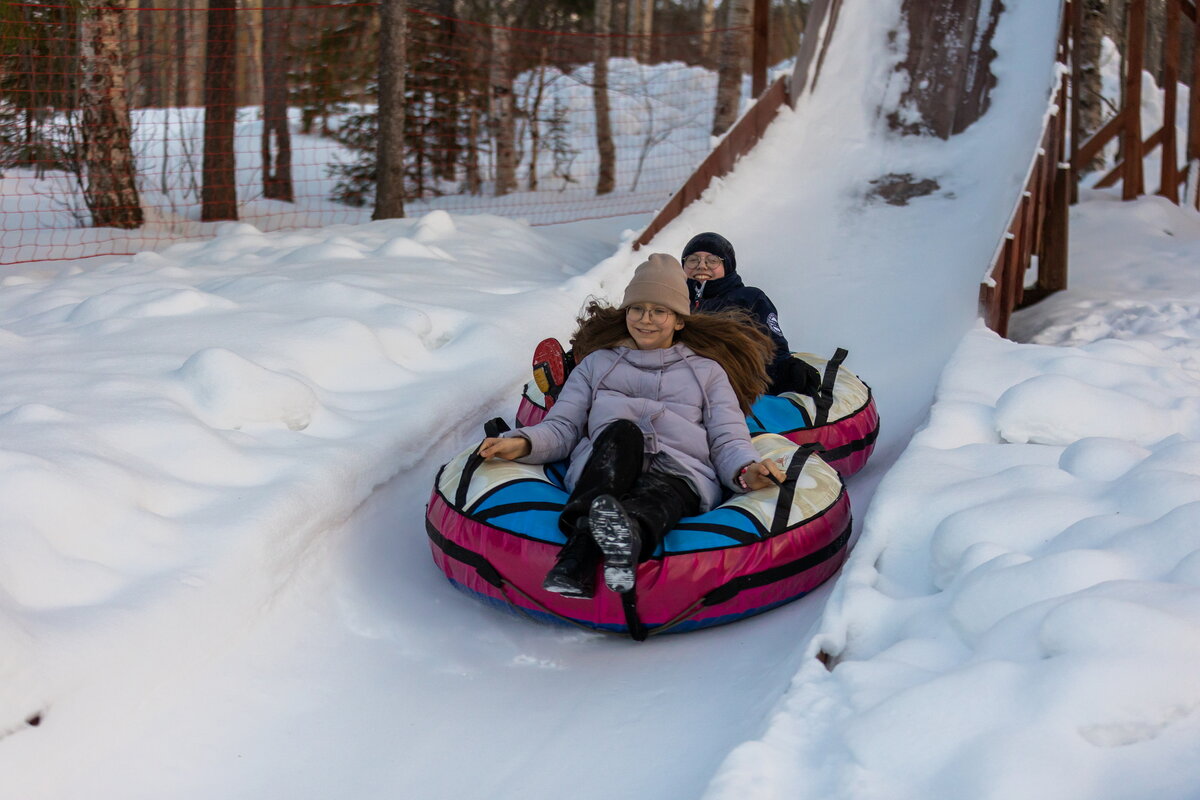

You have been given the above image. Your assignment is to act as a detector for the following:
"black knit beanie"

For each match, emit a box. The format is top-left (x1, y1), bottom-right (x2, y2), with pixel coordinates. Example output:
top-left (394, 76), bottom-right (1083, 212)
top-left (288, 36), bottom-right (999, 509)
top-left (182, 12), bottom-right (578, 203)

top-left (681, 232), bottom-right (736, 274)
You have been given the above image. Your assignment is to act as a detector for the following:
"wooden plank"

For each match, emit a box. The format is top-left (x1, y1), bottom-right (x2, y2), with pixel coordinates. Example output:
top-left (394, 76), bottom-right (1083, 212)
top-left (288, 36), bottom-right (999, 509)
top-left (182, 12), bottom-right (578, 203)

top-left (994, 238), bottom-right (1015, 337)
top-left (1017, 193), bottom-right (1036, 307)
top-left (1069, 0), bottom-right (1082, 202)
top-left (1124, 0), bottom-right (1147, 199)
top-left (1189, 5), bottom-right (1200, 162)
top-left (752, 0), bottom-right (769, 97)
top-left (1042, 165), bottom-right (1071, 293)
top-left (1072, 109), bottom-right (1126, 171)
top-left (1161, 0), bottom-right (1181, 202)
top-left (1144, 125), bottom-right (1166, 153)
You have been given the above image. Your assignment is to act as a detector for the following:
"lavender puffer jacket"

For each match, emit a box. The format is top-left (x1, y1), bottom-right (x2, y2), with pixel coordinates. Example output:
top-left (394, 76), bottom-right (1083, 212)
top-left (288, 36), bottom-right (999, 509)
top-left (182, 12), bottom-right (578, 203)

top-left (504, 343), bottom-right (761, 512)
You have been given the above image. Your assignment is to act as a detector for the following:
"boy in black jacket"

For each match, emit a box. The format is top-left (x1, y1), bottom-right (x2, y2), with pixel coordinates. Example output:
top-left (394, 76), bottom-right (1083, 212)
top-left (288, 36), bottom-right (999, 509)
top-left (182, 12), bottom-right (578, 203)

top-left (681, 231), bottom-right (820, 395)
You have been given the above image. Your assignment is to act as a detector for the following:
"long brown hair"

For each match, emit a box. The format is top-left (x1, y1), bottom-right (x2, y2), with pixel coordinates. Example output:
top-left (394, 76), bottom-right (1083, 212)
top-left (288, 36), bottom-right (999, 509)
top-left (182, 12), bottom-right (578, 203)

top-left (569, 300), bottom-right (773, 415)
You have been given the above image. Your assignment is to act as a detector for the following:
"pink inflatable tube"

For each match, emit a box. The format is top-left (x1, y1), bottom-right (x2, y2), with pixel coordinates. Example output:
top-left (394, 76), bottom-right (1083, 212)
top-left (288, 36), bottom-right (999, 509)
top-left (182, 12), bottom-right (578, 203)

top-left (426, 434), bottom-right (852, 640)
top-left (518, 349), bottom-right (878, 478)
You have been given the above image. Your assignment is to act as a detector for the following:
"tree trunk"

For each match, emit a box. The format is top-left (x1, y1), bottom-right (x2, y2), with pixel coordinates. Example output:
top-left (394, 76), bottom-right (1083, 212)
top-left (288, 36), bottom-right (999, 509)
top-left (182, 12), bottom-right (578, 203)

top-left (240, 0), bottom-right (264, 107)
top-left (527, 63), bottom-right (546, 191)
top-left (700, 0), bottom-right (718, 65)
top-left (432, 1), bottom-right (458, 183)
top-left (1144, 0), bottom-right (1166, 84)
top-left (637, 0), bottom-right (653, 63)
top-left (609, 0), bottom-right (624, 57)
top-left (886, 0), bottom-right (1002, 139)
top-left (594, 0), bottom-right (617, 195)
top-left (124, 0), bottom-right (142, 108)
top-left (174, 0), bottom-right (188, 107)
top-left (375, 0), bottom-right (407, 219)
top-left (138, 0), bottom-right (164, 107)
top-left (261, 0), bottom-right (293, 201)
top-left (201, 0), bottom-right (238, 221)
top-left (454, 0), bottom-right (481, 194)
top-left (712, 0), bottom-right (751, 136)
top-left (1076, 0), bottom-right (1107, 172)
top-left (490, 5), bottom-right (517, 197)
top-left (79, 0), bottom-right (144, 229)
top-left (184, 0), bottom-right (206, 107)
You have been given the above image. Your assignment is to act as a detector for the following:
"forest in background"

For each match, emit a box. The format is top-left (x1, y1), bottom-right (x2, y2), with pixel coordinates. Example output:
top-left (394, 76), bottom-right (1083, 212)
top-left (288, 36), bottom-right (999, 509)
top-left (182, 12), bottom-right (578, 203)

top-left (0, 0), bottom-right (809, 233)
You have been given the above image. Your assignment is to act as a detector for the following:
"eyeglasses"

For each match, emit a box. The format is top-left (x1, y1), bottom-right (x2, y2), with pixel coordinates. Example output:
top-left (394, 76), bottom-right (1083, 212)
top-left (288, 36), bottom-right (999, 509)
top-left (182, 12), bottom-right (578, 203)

top-left (683, 254), bottom-right (724, 269)
top-left (626, 304), bottom-right (674, 323)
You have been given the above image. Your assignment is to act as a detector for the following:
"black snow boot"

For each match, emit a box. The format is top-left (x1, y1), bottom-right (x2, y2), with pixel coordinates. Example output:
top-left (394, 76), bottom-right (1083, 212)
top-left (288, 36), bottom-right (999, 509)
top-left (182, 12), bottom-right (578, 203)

top-left (542, 528), bottom-right (599, 599)
top-left (588, 494), bottom-right (643, 594)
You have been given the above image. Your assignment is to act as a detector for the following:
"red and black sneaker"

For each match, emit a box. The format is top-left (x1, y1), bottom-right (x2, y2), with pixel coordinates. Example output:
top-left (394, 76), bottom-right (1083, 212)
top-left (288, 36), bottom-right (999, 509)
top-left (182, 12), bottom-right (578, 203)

top-left (532, 337), bottom-right (573, 409)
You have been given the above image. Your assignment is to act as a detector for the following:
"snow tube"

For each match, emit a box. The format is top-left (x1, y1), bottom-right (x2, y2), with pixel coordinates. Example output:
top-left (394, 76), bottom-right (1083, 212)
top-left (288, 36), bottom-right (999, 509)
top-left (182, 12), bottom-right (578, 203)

top-left (516, 348), bottom-right (879, 477)
top-left (426, 433), bottom-right (852, 640)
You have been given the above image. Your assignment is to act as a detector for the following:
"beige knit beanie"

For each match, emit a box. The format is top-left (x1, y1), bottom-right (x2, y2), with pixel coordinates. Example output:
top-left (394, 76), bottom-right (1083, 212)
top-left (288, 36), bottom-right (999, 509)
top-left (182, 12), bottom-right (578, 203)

top-left (621, 253), bottom-right (690, 316)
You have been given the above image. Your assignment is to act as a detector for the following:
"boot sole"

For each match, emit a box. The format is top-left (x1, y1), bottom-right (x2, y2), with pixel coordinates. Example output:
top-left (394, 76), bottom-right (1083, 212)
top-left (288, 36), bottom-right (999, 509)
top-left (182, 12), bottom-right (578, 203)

top-left (542, 572), bottom-right (594, 599)
top-left (589, 495), bottom-right (637, 594)
top-left (532, 338), bottom-right (568, 406)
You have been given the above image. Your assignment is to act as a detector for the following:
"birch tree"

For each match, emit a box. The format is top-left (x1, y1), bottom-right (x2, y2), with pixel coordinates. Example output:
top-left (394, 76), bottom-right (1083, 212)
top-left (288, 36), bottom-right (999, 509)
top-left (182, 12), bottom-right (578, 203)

top-left (79, 0), bottom-right (144, 228)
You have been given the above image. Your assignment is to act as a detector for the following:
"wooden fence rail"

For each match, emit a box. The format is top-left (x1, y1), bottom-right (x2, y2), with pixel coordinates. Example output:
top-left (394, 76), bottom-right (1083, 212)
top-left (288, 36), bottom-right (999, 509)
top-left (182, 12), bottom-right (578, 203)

top-left (978, 6), bottom-right (1072, 336)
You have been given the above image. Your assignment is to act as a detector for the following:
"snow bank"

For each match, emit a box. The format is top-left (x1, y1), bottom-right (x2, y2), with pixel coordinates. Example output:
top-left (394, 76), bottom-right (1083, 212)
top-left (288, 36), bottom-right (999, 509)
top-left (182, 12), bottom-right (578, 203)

top-left (702, 193), bottom-right (1200, 800)
top-left (0, 211), bottom-right (629, 744)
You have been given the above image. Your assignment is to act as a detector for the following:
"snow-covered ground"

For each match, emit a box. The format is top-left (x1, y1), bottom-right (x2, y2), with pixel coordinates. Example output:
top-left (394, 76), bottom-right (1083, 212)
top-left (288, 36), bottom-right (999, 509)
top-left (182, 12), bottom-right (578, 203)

top-left (3, 1), bottom-right (1199, 798)
top-left (703, 190), bottom-right (1200, 800)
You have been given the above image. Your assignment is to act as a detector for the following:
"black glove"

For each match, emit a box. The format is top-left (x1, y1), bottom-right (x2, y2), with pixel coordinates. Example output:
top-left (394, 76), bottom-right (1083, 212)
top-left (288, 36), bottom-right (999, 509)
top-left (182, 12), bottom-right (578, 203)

top-left (769, 358), bottom-right (822, 396)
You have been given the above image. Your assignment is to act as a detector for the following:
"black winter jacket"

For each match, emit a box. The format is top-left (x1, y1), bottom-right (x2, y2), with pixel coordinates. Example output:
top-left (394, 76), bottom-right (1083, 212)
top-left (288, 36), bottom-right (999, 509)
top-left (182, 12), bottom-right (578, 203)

top-left (687, 272), bottom-right (792, 387)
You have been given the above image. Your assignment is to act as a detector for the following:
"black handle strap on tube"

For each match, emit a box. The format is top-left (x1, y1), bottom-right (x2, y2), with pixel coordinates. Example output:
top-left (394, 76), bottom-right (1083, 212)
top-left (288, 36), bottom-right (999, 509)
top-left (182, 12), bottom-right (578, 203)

top-left (813, 347), bottom-right (848, 427)
top-left (621, 589), bottom-right (649, 641)
top-left (770, 443), bottom-right (822, 536)
top-left (455, 417), bottom-right (513, 509)
top-left (700, 520), bottom-right (852, 608)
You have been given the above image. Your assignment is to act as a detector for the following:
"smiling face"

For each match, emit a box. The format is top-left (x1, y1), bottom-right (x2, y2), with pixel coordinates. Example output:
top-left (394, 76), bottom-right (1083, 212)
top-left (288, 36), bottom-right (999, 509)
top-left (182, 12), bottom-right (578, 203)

top-left (625, 303), bottom-right (684, 350)
top-left (682, 251), bottom-right (726, 281)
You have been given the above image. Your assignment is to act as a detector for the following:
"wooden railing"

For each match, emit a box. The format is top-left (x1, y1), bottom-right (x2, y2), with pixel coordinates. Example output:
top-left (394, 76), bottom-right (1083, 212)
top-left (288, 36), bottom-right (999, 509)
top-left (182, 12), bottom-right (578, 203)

top-left (979, 79), bottom-right (1071, 336)
top-left (985, 0), bottom-right (1200, 335)
top-left (1072, 0), bottom-right (1200, 206)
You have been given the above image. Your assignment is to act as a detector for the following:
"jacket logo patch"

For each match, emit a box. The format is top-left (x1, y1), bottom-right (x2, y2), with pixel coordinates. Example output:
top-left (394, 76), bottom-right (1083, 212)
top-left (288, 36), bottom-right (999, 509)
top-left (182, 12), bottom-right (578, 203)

top-left (766, 313), bottom-right (783, 336)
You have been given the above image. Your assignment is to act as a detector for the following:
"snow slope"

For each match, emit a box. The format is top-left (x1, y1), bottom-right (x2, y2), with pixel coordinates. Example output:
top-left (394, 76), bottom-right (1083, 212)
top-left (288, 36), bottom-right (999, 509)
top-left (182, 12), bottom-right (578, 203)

top-left (703, 192), bottom-right (1200, 800)
top-left (0, 1), bottom-right (1132, 798)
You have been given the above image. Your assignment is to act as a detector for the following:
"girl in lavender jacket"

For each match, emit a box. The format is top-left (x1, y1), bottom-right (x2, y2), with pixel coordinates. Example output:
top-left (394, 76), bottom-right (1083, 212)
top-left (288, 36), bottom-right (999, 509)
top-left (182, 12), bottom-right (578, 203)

top-left (480, 254), bottom-right (785, 599)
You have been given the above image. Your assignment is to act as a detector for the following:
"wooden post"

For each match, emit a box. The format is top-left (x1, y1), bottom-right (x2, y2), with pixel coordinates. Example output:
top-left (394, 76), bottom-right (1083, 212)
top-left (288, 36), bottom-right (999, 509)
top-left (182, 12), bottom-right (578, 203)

top-left (752, 0), bottom-right (768, 97)
top-left (1160, 0), bottom-right (1180, 201)
top-left (1041, 78), bottom-right (1070, 294)
top-left (1190, 3), bottom-right (1200, 207)
top-left (1069, 0), bottom-right (1082, 203)
top-left (1123, 0), bottom-right (1146, 199)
